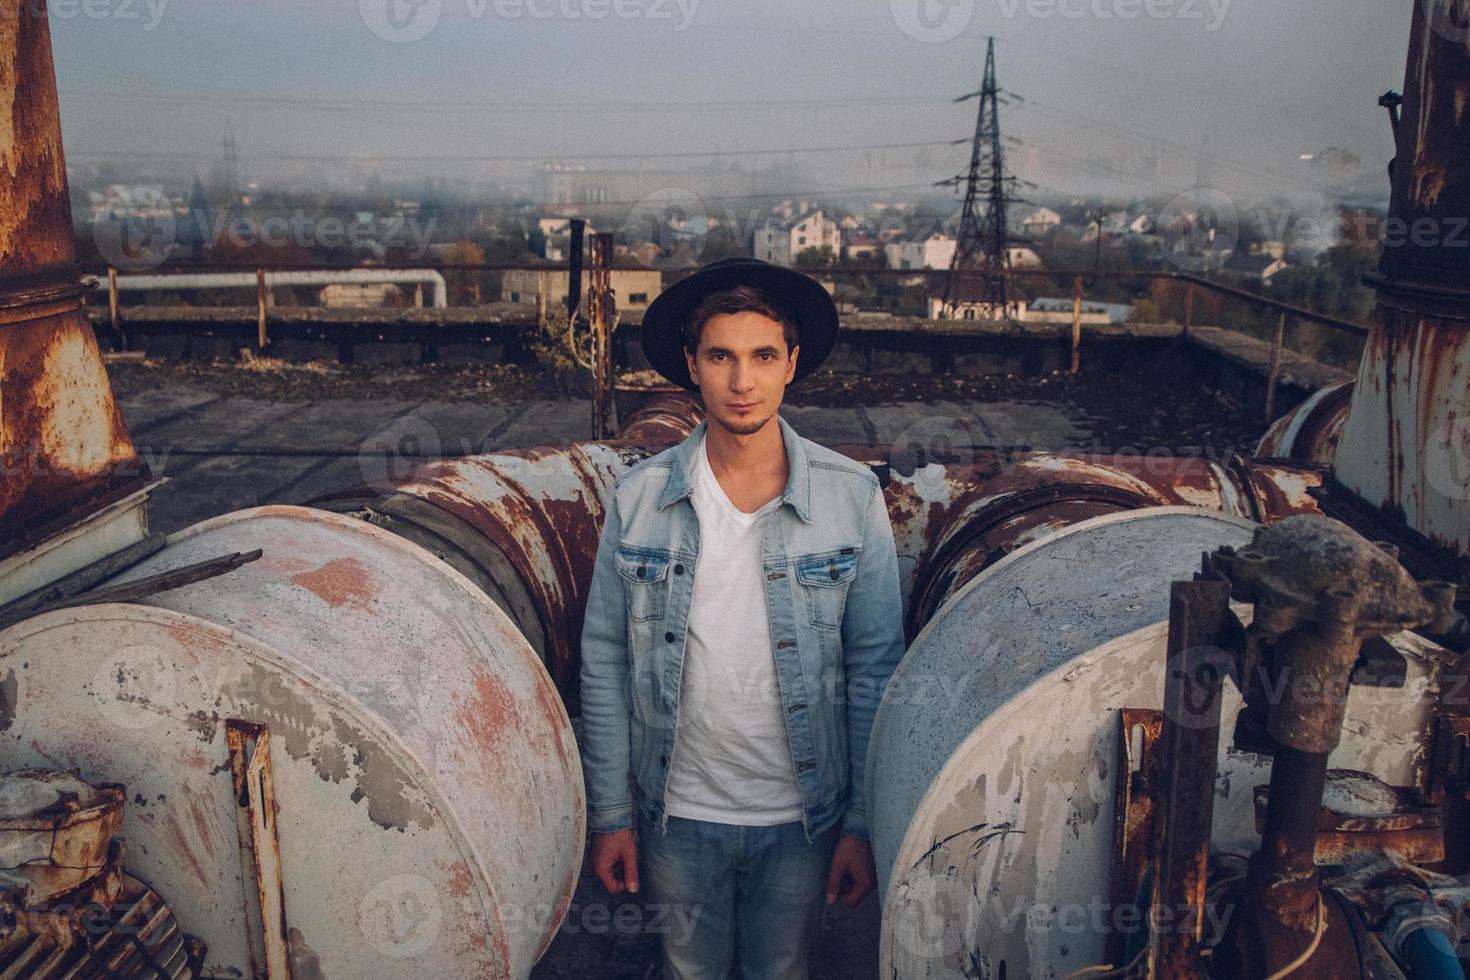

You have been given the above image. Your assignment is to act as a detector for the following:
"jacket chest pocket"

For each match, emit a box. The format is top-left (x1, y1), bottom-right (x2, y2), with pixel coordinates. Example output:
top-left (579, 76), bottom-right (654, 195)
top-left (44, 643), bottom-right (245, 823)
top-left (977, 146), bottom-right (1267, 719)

top-left (794, 549), bottom-right (859, 631)
top-left (616, 549), bottom-right (672, 623)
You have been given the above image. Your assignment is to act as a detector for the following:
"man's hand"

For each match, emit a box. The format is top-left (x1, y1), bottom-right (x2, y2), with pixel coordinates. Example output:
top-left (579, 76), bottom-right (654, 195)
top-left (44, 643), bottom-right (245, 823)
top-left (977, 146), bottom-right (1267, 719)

top-left (824, 835), bottom-right (876, 907)
top-left (591, 829), bottom-right (640, 895)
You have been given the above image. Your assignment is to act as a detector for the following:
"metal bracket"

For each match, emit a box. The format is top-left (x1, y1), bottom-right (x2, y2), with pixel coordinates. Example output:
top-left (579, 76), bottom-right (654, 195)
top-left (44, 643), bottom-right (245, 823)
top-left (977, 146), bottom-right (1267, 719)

top-left (1151, 577), bottom-right (1234, 979)
top-left (1108, 707), bottom-right (1164, 967)
top-left (227, 719), bottom-right (293, 980)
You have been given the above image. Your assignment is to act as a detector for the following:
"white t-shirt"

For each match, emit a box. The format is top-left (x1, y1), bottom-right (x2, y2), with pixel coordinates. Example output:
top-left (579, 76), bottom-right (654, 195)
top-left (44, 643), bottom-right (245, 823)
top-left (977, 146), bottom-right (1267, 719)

top-left (663, 434), bottom-right (804, 825)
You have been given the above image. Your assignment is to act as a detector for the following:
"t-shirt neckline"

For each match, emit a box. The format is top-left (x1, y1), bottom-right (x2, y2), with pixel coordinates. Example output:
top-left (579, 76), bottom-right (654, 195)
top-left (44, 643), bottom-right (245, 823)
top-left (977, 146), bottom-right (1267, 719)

top-left (698, 434), bottom-right (783, 521)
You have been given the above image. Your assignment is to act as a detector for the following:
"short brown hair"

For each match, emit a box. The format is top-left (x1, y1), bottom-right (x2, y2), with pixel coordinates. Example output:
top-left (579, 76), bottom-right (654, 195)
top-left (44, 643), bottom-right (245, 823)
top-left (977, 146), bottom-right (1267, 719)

top-left (682, 285), bottom-right (800, 357)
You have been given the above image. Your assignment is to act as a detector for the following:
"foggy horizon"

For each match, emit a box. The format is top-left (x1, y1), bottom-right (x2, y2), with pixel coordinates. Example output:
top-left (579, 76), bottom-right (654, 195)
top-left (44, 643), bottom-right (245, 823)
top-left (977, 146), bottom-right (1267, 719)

top-left (52, 0), bottom-right (1409, 212)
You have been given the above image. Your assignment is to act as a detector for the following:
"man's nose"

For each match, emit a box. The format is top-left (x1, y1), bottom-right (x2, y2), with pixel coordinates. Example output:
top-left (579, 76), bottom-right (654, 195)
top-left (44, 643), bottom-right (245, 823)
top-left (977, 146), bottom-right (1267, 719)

top-left (729, 360), bottom-right (756, 391)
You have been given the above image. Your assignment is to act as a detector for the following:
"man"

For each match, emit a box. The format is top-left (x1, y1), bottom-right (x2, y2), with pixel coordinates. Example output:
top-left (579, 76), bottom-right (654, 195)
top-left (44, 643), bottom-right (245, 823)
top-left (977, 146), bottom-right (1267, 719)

top-left (578, 258), bottom-right (906, 980)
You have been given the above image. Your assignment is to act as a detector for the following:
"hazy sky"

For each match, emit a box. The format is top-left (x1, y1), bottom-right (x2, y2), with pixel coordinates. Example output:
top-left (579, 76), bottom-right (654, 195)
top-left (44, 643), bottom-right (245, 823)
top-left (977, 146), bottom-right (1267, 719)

top-left (51, 0), bottom-right (1411, 205)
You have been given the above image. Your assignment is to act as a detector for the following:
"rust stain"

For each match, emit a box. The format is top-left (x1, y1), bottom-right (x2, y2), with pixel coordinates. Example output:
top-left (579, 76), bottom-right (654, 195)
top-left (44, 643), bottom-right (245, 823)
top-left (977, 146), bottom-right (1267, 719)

top-left (0, 318), bottom-right (139, 547)
top-left (186, 788), bottom-right (218, 861)
top-left (530, 670), bottom-right (572, 768)
top-left (446, 860), bottom-right (473, 899)
top-left (457, 666), bottom-right (519, 757)
top-left (290, 557), bottom-right (377, 609)
top-left (158, 811), bottom-right (210, 888)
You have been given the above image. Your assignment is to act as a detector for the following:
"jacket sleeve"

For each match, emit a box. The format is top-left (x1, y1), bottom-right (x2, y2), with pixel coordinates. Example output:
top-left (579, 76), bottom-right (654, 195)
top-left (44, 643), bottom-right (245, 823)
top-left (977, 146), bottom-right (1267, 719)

top-left (838, 478), bottom-right (906, 841)
top-left (578, 490), bottom-right (636, 834)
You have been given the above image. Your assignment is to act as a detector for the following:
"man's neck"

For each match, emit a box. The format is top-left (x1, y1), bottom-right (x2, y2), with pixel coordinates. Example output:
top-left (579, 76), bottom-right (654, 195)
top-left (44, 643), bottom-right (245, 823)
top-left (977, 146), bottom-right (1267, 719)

top-left (704, 416), bottom-right (789, 503)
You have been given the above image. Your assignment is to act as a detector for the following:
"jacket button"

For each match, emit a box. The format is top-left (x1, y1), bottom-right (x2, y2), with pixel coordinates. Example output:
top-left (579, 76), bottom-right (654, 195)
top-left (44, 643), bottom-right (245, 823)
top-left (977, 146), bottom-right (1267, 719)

top-left (830, 565), bottom-right (840, 581)
top-left (674, 564), bottom-right (685, 575)
top-left (660, 755), bottom-right (668, 767)
top-left (664, 631), bottom-right (675, 643)
top-left (638, 566), bottom-right (647, 579)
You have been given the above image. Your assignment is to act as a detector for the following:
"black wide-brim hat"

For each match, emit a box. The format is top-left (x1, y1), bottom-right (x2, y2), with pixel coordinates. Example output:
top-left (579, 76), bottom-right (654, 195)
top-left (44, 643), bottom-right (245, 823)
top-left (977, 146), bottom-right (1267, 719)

top-left (641, 257), bottom-right (840, 391)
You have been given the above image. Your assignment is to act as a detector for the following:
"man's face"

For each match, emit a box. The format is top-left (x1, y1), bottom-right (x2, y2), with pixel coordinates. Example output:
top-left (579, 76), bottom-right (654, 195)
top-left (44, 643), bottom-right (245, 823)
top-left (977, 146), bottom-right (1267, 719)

top-left (684, 311), bottom-right (799, 437)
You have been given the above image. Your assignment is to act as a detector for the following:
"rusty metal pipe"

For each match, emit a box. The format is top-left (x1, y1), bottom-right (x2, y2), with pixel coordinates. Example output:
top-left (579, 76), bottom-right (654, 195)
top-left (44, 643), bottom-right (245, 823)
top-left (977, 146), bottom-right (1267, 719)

top-left (313, 394), bottom-right (704, 707)
top-left (1254, 745), bottom-right (1328, 914)
top-left (1215, 516), bottom-right (1442, 977)
top-left (1217, 745), bottom-right (1351, 980)
top-left (0, 6), bottom-right (142, 555)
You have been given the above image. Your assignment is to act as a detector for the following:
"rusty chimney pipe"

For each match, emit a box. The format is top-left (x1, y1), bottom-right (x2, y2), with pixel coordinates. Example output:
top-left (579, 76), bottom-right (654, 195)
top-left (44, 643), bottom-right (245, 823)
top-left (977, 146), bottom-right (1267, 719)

top-left (1334, 0), bottom-right (1470, 559)
top-left (0, 7), bottom-right (141, 553)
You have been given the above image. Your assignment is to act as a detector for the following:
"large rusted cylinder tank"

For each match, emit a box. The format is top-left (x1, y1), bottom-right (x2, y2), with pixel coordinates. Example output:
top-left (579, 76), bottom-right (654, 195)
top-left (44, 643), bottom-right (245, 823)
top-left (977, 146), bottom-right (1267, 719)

top-left (314, 393), bottom-right (703, 708)
top-left (328, 426), bottom-right (1328, 709)
top-left (878, 451), bottom-right (1324, 637)
top-left (1256, 379), bottom-right (1353, 466)
top-left (866, 509), bottom-right (1450, 978)
top-left (0, 506), bottom-right (583, 978)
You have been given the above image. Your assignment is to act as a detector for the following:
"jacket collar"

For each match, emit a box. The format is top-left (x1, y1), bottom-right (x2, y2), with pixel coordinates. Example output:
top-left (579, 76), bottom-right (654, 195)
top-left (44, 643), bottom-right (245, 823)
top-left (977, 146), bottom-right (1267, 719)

top-left (657, 414), bottom-right (814, 524)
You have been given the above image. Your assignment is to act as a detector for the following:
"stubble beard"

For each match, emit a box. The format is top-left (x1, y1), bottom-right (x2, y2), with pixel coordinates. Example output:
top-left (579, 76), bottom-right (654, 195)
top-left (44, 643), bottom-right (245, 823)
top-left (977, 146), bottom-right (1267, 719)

top-left (710, 407), bottom-right (774, 437)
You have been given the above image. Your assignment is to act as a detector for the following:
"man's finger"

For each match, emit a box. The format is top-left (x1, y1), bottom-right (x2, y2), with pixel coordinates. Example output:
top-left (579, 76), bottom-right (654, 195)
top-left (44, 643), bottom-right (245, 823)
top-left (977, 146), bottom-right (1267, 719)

top-left (623, 844), bottom-right (640, 894)
top-left (824, 858), bottom-right (845, 905)
top-left (597, 864), bottom-right (623, 894)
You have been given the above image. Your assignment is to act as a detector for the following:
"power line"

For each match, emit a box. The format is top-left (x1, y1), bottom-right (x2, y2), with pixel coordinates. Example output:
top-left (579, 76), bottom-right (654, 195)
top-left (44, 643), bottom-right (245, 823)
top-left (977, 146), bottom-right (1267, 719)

top-left (1008, 96), bottom-right (1348, 195)
top-left (59, 89), bottom-right (967, 114)
top-left (64, 138), bottom-right (962, 165)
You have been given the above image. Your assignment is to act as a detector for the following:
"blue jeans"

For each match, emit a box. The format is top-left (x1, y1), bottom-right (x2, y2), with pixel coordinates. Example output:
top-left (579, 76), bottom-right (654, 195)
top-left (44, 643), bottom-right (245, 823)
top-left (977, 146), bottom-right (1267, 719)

top-left (639, 812), bottom-right (840, 980)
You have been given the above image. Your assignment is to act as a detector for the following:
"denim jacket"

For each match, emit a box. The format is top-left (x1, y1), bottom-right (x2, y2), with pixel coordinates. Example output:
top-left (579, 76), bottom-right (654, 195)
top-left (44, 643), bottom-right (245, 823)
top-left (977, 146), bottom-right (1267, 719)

top-left (578, 414), bottom-right (905, 844)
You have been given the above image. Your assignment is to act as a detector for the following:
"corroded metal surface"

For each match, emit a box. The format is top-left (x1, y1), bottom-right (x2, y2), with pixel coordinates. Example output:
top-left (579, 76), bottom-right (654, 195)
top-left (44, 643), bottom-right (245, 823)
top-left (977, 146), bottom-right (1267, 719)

top-left (329, 418), bottom-right (1333, 708)
top-left (1, 843), bottom-right (198, 979)
top-left (1377, 0), bottom-right (1470, 291)
top-left (1332, 0), bottom-right (1470, 559)
top-left (0, 768), bottom-right (125, 900)
top-left (329, 441), bottom-right (644, 709)
top-left (315, 395), bottom-right (702, 708)
top-left (617, 392), bottom-right (706, 446)
top-left (0, 7), bottom-right (73, 271)
top-left (1335, 301), bottom-right (1470, 558)
top-left (0, 7), bottom-right (142, 556)
top-left (1252, 770), bottom-right (1445, 866)
top-left (226, 720), bottom-right (291, 980)
top-left (1106, 708), bottom-right (1163, 966)
top-left (882, 452), bottom-right (1324, 636)
top-left (866, 509), bottom-right (1446, 979)
top-left (1256, 380), bottom-right (1354, 465)
top-left (1212, 516), bottom-right (1442, 977)
top-left (1, 506), bottom-right (584, 978)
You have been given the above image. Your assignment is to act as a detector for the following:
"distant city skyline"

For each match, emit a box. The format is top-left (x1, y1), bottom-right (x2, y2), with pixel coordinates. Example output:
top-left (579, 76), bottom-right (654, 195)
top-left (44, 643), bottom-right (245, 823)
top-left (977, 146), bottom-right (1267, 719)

top-left (53, 0), bottom-right (1409, 208)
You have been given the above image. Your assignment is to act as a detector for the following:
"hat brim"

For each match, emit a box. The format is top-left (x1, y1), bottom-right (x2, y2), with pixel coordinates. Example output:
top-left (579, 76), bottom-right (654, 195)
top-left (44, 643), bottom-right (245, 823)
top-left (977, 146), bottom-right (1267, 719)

top-left (640, 261), bottom-right (839, 391)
